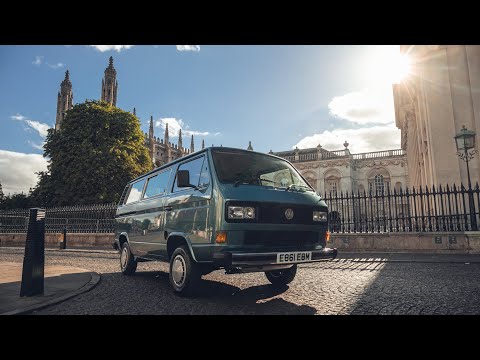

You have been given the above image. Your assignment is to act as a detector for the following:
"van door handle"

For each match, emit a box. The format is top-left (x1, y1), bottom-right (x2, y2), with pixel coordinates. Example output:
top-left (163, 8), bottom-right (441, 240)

top-left (164, 206), bottom-right (173, 211)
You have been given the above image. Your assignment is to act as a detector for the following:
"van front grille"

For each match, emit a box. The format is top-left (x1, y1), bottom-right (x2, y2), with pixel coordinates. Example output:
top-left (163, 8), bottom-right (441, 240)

top-left (243, 231), bottom-right (319, 248)
top-left (258, 203), bottom-right (322, 225)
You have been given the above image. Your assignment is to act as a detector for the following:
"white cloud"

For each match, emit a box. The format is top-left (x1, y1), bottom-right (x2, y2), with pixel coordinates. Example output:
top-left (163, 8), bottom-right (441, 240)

top-left (47, 62), bottom-right (65, 69)
top-left (88, 45), bottom-right (134, 52)
top-left (294, 124), bottom-right (401, 154)
top-left (328, 87), bottom-right (394, 125)
top-left (176, 45), bottom-right (200, 52)
top-left (32, 56), bottom-right (43, 66)
top-left (11, 113), bottom-right (51, 138)
top-left (154, 117), bottom-right (219, 138)
top-left (0, 150), bottom-right (48, 195)
top-left (11, 114), bottom-right (26, 121)
top-left (27, 141), bottom-right (45, 150)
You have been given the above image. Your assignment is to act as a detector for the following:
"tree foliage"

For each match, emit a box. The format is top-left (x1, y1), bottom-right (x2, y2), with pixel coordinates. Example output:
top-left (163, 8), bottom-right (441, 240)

top-left (0, 192), bottom-right (33, 210)
top-left (30, 100), bottom-right (152, 206)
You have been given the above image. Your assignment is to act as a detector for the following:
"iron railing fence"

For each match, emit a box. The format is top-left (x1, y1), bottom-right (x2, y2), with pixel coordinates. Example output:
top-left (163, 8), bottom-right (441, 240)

top-left (1, 182), bottom-right (479, 235)
top-left (0, 203), bottom-right (117, 234)
top-left (324, 183), bottom-right (480, 233)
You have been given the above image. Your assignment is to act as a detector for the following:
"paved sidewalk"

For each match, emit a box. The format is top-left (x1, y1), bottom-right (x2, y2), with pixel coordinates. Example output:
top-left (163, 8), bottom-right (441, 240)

top-left (0, 262), bottom-right (100, 315)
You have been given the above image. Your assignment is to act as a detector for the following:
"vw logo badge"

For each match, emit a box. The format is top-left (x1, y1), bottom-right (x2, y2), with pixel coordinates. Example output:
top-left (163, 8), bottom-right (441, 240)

top-left (285, 208), bottom-right (294, 220)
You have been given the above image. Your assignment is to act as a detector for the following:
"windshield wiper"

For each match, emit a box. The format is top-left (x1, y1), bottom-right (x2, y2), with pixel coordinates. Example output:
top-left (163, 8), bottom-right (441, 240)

top-left (285, 184), bottom-right (314, 192)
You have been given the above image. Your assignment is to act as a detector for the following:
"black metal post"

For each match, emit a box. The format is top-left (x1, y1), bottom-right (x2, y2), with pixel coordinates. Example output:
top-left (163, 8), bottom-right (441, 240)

top-left (464, 148), bottom-right (478, 231)
top-left (20, 208), bottom-right (45, 297)
top-left (60, 227), bottom-right (67, 249)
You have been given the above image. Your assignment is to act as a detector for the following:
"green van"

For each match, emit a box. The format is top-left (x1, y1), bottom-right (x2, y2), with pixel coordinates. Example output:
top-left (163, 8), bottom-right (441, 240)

top-left (114, 147), bottom-right (337, 295)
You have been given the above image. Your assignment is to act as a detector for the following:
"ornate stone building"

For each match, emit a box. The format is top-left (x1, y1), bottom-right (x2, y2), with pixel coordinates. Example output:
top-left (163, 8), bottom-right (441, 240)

top-left (55, 70), bottom-right (73, 131)
top-left (393, 45), bottom-right (480, 189)
top-left (54, 57), bottom-right (201, 167)
top-left (270, 143), bottom-right (408, 196)
top-left (145, 116), bottom-right (205, 167)
top-left (101, 56), bottom-right (118, 106)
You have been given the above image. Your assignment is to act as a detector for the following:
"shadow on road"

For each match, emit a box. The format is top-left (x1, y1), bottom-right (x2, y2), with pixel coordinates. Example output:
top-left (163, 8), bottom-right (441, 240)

top-left (109, 269), bottom-right (316, 315)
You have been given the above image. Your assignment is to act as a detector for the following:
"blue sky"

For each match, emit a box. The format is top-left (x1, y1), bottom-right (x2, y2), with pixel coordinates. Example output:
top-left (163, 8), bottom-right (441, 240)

top-left (0, 45), bottom-right (404, 194)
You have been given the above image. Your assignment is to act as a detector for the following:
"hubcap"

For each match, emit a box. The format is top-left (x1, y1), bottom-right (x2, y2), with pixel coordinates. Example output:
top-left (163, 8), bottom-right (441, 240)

top-left (121, 247), bottom-right (128, 269)
top-left (172, 254), bottom-right (186, 287)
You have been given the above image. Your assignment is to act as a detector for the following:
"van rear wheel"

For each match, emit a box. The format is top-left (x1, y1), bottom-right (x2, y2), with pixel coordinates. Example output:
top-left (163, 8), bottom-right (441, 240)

top-left (265, 264), bottom-right (297, 286)
top-left (169, 245), bottom-right (201, 296)
top-left (120, 242), bottom-right (137, 275)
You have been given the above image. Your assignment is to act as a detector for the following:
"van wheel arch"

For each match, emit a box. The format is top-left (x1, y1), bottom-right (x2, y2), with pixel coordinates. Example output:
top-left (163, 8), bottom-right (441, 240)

top-left (119, 234), bottom-right (128, 250)
top-left (167, 235), bottom-right (192, 261)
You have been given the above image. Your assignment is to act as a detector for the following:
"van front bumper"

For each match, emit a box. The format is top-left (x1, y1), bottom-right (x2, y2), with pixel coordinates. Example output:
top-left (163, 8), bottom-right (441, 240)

top-left (213, 247), bottom-right (337, 268)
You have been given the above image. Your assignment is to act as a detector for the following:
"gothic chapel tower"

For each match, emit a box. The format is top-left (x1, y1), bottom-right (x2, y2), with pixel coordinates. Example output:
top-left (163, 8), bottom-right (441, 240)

top-left (101, 56), bottom-right (118, 106)
top-left (55, 70), bottom-right (73, 130)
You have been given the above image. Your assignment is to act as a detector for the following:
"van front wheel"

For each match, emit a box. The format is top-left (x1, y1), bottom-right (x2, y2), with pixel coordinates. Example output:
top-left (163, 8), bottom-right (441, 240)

top-left (169, 245), bottom-right (201, 296)
top-left (265, 264), bottom-right (297, 286)
top-left (120, 242), bottom-right (137, 275)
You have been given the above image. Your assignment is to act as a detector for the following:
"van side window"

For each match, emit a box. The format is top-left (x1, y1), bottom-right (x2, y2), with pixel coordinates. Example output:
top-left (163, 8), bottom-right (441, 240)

top-left (173, 156), bottom-right (205, 192)
top-left (125, 179), bottom-right (146, 204)
top-left (198, 158), bottom-right (210, 188)
top-left (144, 169), bottom-right (172, 199)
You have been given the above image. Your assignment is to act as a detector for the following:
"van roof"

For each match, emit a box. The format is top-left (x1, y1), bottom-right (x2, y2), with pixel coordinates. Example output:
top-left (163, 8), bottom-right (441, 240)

top-left (128, 146), bottom-right (288, 184)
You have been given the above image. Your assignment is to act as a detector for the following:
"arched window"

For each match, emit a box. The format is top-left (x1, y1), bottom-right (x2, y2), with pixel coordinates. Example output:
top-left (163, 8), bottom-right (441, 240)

top-left (367, 168), bottom-right (390, 194)
top-left (374, 174), bottom-right (384, 193)
top-left (395, 182), bottom-right (402, 193)
top-left (324, 169), bottom-right (341, 197)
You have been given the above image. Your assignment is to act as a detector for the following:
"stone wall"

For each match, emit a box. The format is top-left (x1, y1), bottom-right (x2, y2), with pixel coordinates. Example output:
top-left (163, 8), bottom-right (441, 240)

top-left (2, 231), bottom-right (480, 253)
top-left (330, 232), bottom-right (480, 254)
top-left (0, 233), bottom-right (115, 248)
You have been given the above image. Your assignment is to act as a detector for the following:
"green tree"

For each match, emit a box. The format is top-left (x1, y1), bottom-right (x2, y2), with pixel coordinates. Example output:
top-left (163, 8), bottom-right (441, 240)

top-left (30, 100), bottom-right (152, 206)
top-left (0, 193), bottom-right (32, 210)
top-left (0, 181), bottom-right (4, 202)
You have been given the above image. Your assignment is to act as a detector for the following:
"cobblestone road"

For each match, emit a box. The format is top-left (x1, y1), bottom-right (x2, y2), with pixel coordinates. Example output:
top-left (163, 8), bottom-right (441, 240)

top-left (2, 248), bottom-right (480, 315)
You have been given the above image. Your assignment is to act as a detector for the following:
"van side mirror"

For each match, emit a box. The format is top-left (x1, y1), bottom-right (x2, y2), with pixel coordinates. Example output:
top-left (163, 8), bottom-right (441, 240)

top-left (177, 170), bottom-right (194, 188)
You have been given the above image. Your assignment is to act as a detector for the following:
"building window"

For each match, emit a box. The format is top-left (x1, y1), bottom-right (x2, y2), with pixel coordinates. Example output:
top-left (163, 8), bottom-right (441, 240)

top-left (328, 180), bottom-right (338, 196)
top-left (324, 169), bottom-right (341, 197)
top-left (395, 182), bottom-right (402, 193)
top-left (375, 175), bottom-right (384, 193)
top-left (368, 168), bottom-right (390, 194)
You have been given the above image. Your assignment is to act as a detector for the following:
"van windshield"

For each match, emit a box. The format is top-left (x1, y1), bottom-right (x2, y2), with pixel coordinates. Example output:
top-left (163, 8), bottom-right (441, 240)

top-left (211, 149), bottom-right (314, 192)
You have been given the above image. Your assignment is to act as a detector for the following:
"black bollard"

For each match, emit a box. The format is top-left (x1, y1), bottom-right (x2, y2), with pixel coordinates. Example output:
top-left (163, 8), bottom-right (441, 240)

top-left (60, 228), bottom-right (67, 249)
top-left (20, 208), bottom-right (46, 297)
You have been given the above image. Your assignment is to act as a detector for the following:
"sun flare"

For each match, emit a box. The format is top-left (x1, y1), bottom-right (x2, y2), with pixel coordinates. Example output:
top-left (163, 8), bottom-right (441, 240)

top-left (390, 54), bottom-right (411, 84)
top-left (364, 46), bottom-right (412, 86)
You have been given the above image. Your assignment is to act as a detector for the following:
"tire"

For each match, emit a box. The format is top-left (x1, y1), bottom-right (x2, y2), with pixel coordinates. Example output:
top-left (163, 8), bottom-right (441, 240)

top-left (169, 245), bottom-right (201, 296)
top-left (265, 264), bottom-right (297, 286)
top-left (120, 242), bottom-right (137, 275)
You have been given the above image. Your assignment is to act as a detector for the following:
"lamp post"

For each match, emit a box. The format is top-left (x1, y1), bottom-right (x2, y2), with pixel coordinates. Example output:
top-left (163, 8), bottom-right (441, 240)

top-left (454, 125), bottom-right (478, 231)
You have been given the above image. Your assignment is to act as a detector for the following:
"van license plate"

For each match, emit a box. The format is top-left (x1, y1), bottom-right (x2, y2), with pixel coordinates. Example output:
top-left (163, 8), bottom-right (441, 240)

top-left (277, 251), bottom-right (312, 264)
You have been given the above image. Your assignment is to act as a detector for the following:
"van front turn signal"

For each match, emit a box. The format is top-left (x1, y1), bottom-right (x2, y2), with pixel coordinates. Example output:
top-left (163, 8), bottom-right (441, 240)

top-left (215, 231), bottom-right (227, 244)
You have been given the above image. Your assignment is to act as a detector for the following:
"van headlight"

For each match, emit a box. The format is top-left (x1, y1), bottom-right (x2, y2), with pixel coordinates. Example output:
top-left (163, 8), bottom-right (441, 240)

top-left (313, 211), bottom-right (328, 222)
top-left (228, 206), bottom-right (256, 220)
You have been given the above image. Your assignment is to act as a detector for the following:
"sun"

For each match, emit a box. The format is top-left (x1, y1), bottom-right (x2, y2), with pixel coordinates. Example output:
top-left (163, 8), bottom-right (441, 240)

top-left (364, 46), bottom-right (412, 86)
top-left (390, 54), bottom-right (411, 84)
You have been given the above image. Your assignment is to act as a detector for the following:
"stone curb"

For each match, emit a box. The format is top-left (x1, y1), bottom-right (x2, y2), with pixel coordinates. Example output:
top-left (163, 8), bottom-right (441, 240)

top-left (337, 258), bottom-right (480, 264)
top-left (1, 272), bottom-right (101, 315)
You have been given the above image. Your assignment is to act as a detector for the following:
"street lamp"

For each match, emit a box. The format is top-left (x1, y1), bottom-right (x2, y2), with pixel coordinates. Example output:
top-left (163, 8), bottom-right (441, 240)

top-left (454, 125), bottom-right (478, 231)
